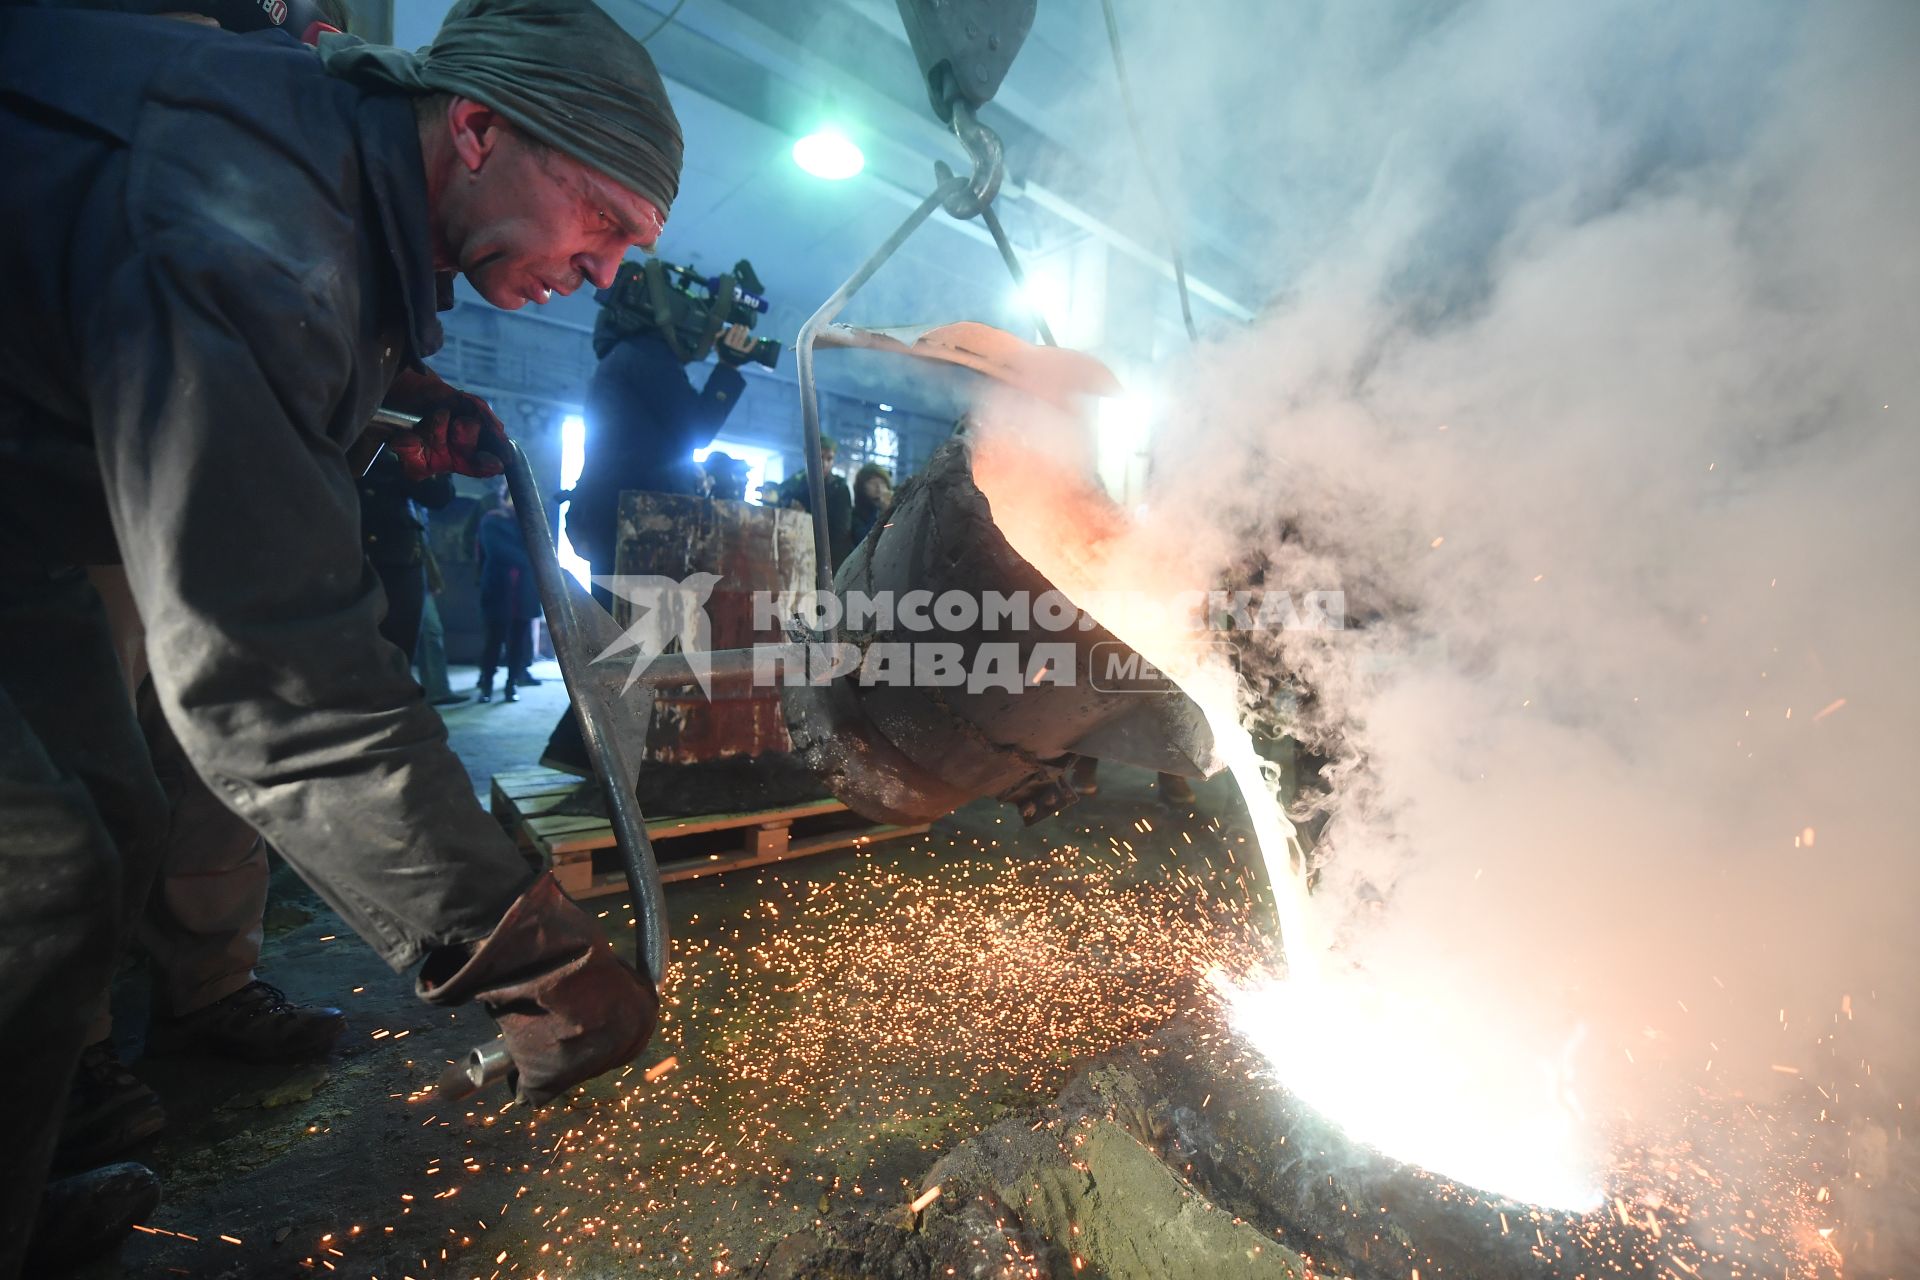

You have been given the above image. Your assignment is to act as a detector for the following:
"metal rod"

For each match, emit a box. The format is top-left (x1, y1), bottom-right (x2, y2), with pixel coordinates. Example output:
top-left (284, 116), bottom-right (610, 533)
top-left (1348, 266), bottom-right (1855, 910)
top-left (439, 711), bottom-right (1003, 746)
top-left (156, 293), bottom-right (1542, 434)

top-left (502, 441), bottom-right (669, 985)
top-left (979, 200), bottom-right (1056, 347)
top-left (795, 182), bottom-right (956, 597)
top-left (434, 1036), bottom-right (515, 1104)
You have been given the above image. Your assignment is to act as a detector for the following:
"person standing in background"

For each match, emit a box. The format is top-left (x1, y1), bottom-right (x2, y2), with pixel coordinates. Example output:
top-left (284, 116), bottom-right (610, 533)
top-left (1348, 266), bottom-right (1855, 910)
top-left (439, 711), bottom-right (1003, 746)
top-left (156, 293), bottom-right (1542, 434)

top-left (475, 483), bottom-right (540, 703)
top-left (414, 543), bottom-right (467, 707)
top-left (850, 462), bottom-right (893, 545)
top-left (360, 450), bottom-right (455, 662)
top-left (779, 434), bottom-right (854, 570)
top-left (567, 290), bottom-right (757, 593)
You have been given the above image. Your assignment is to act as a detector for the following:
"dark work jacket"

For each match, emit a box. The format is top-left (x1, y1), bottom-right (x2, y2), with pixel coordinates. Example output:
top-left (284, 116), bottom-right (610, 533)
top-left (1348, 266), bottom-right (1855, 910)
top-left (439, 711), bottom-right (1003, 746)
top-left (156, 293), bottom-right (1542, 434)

top-left (0, 8), bottom-right (532, 967)
top-left (476, 508), bottom-right (540, 624)
top-left (569, 331), bottom-right (745, 568)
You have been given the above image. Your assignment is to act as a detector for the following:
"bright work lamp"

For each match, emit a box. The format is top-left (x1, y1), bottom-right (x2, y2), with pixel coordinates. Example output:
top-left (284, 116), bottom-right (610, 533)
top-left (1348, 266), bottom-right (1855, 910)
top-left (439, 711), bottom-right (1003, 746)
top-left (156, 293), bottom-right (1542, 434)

top-left (792, 127), bottom-right (864, 180)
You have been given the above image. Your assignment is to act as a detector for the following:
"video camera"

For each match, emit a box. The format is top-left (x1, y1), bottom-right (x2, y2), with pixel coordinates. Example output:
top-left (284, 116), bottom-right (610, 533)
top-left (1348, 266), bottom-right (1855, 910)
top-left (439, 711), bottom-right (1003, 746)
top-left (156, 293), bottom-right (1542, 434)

top-left (593, 257), bottom-right (783, 370)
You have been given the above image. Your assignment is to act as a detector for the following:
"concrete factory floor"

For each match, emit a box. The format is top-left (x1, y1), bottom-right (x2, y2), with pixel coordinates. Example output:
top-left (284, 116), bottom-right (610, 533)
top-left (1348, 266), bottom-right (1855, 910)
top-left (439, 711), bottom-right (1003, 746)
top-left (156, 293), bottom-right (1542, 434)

top-left (82, 664), bottom-right (1269, 1280)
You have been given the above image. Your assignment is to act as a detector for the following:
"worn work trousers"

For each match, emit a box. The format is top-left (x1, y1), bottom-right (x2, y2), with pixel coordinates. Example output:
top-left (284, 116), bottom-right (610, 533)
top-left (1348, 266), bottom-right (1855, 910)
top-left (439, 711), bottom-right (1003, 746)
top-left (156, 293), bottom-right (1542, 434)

top-left (82, 569), bottom-right (266, 1043)
top-left (477, 617), bottom-right (532, 691)
top-left (414, 593), bottom-right (455, 701)
top-left (81, 684), bottom-right (267, 1038)
top-left (0, 570), bottom-right (169, 1275)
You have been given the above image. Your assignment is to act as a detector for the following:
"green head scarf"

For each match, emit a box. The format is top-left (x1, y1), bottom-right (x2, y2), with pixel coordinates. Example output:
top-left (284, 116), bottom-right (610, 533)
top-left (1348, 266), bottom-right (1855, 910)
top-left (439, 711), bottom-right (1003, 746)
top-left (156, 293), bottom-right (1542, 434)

top-left (319, 0), bottom-right (683, 218)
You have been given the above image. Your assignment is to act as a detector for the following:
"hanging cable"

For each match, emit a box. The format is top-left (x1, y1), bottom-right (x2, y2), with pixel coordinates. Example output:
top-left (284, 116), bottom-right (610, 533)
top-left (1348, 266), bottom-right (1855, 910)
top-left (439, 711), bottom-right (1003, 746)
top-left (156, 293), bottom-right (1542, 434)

top-left (1099, 0), bottom-right (1199, 342)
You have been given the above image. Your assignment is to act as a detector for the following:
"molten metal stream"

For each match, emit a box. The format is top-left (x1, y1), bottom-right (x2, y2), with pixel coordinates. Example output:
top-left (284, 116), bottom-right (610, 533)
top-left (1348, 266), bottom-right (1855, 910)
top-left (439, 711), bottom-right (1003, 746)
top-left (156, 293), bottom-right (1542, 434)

top-left (972, 432), bottom-right (1604, 1211)
top-left (966, 432), bottom-right (1315, 953)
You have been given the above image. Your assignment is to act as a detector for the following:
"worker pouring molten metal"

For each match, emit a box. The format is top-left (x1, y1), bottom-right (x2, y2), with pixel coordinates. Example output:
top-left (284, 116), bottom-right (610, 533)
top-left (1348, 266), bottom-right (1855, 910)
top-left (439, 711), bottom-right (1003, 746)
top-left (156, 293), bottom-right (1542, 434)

top-left (0, 0), bottom-right (679, 1270)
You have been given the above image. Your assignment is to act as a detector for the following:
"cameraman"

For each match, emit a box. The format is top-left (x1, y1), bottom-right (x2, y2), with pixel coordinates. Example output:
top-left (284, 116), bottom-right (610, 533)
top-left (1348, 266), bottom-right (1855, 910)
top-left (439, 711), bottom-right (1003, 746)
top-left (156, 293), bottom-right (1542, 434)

top-left (566, 284), bottom-right (758, 591)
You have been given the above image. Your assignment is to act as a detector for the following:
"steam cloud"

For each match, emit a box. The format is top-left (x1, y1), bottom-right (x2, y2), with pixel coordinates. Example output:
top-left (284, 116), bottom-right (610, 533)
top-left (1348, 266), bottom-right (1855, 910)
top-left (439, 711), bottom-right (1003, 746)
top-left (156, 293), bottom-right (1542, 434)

top-left (996, 0), bottom-right (1918, 1267)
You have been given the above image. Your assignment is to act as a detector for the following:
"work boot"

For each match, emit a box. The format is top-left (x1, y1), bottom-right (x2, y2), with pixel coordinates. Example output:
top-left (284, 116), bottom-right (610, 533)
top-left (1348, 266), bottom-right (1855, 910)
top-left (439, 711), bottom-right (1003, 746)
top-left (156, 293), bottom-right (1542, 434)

top-left (1157, 772), bottom-right (1198, 807)
top-left (24, 1161), bottom-right (162, 1274)
top-left (429, 690), bottom-right (470, 707)
top-left (476, 673), bottom-right (494, 703)
top-left (147, 981), bottom-right (346, 1064)
top-left (503, 681), bottom-right (519, 703)
top-left (54, 1041), bottom-right (167, 1171)
top-left (510, 669), bottom-right (542, 687)
top-left (1069, 755), bottom-right (1100, 797)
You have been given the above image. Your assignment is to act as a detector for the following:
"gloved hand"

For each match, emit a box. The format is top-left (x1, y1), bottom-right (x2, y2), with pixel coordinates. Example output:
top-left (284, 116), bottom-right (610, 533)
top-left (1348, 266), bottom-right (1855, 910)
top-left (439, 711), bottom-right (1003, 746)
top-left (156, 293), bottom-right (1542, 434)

top-left (387, 396), bottom-right (509, 481)
top-left (715, 322), bottom-right (757, 368)
top-left (416, 873), bottom-right (658, 1106)
top-left (380, 367), bottom-right (511, 481)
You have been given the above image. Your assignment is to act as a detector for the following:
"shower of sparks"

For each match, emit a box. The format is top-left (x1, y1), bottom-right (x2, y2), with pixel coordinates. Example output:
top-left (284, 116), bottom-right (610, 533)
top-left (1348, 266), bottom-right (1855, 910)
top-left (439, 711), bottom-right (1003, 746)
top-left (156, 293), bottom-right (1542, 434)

top-left (556, 838), bottom-right (1268, 1260)
top-left (265, 810), bottom-right (1860, 1280)
top-left (302, 829), bottom-right (1274, 1275)
top-left (241, 431), bottom-right (1863, 1278)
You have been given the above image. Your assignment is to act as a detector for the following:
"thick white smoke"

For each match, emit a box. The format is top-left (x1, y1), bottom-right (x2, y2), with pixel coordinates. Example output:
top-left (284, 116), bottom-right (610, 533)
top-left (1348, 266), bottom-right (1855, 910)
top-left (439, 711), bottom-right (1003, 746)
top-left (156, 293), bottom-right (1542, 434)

top-left (995, 0), bottom-right (1919, 1267)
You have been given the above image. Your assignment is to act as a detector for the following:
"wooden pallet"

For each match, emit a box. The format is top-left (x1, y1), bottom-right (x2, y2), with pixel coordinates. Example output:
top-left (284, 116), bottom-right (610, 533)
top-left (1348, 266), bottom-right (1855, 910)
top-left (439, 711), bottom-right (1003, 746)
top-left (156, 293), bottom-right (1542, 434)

top-left (490, 768), bottom-right (930, 897)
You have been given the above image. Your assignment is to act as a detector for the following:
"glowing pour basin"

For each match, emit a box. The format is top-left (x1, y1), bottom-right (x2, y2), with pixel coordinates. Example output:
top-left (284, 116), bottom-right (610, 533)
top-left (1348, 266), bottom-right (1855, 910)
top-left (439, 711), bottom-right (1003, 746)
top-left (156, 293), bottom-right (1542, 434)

top-left (1217, 970), bottom-right (1602, 1211)
top-left (968, 426), bottom-right (1606, 1215)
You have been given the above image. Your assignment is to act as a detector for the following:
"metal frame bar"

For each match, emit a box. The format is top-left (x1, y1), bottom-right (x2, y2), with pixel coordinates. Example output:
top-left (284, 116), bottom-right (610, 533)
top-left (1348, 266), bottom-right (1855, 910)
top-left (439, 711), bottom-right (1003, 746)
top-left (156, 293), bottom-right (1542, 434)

top-left (364, 411), bottom-right (674, 986)
top-left (794, 103), bottom-right (1053, 600)
top-left (365, 417), bottom-right (678, 1098)
top-left (980, 199), bottom-right (1056, 348)
top-left (795, 181), bottom-right (958, 596)
top-left (500, 441), bottom-right (671, 985)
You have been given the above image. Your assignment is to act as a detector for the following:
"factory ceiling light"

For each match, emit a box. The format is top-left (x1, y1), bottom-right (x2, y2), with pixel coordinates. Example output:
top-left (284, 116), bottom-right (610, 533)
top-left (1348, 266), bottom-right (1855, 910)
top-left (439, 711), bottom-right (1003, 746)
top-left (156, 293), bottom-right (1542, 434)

top-left (792, 126), bottom-right (864, 180)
